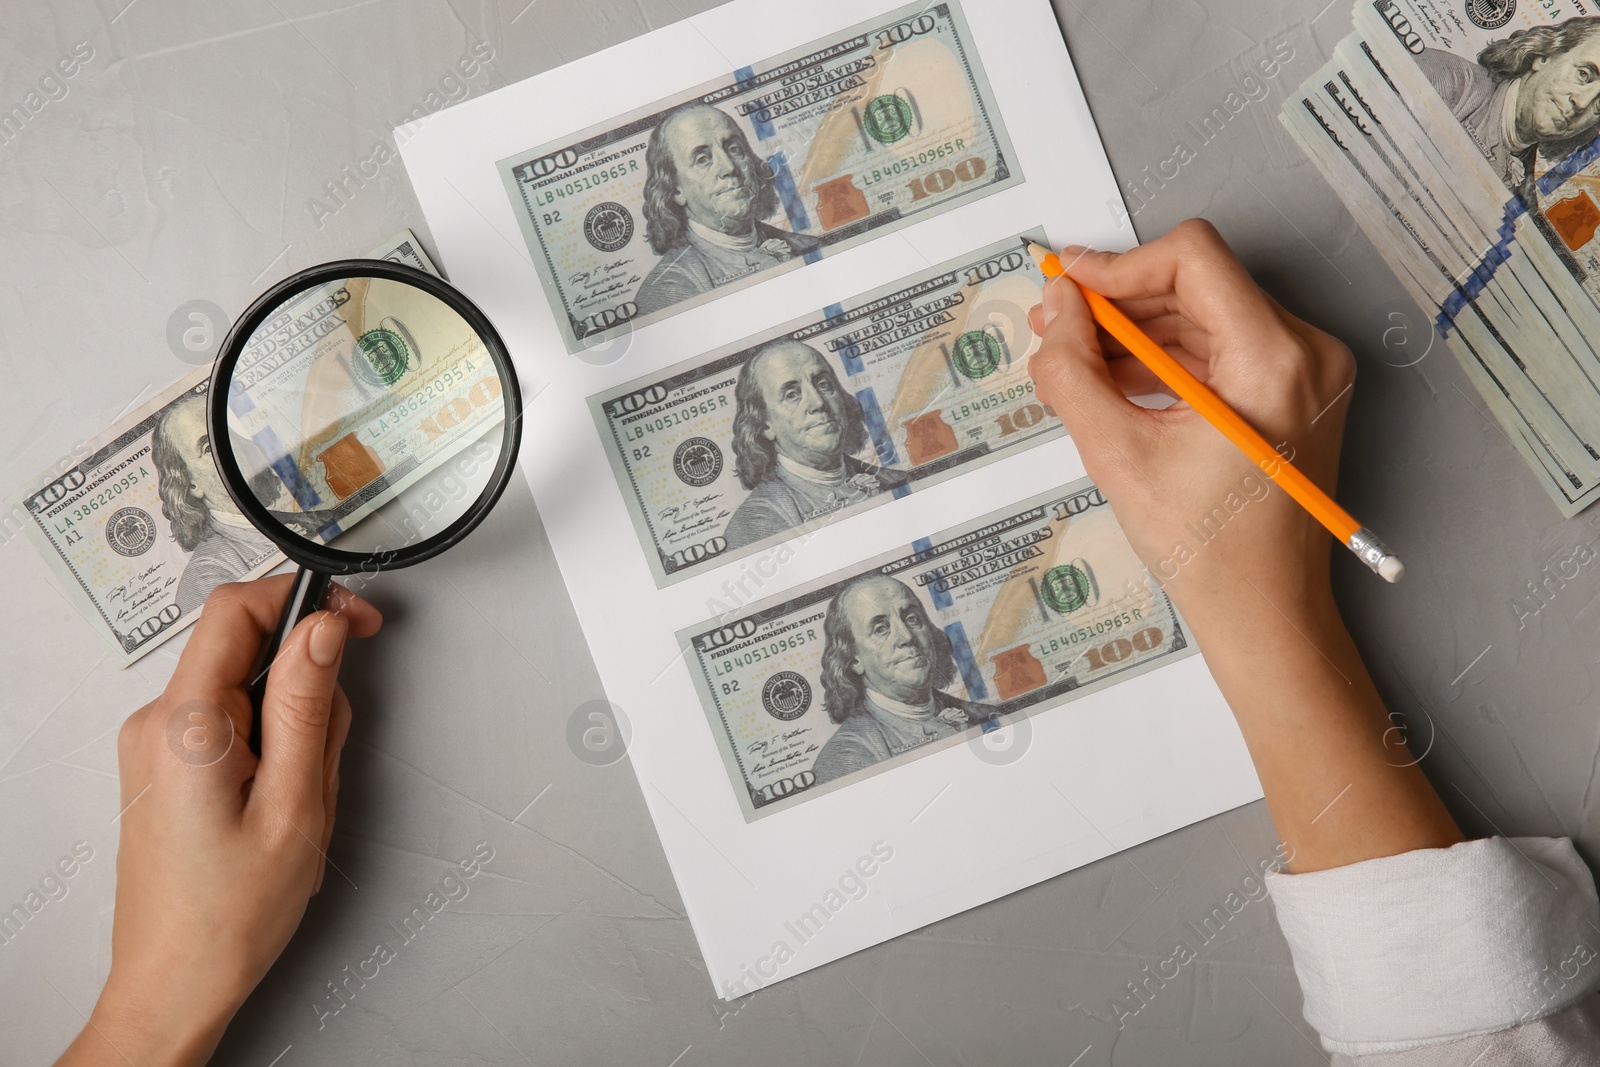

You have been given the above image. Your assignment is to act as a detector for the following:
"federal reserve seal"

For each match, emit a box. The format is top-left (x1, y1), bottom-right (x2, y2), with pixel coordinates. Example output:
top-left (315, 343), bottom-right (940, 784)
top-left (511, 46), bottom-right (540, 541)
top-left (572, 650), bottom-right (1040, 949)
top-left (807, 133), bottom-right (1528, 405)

top-left (1040, 560), bottom-right (1097, 615)
top-left (862, 94), bottom-right (915, 145)
top-left (584, 202), bottom-right (635, 252)
top-left (354, 326), bottom-right (410, 387)
top-left (105, 507), bottom-right (157, 556)
top-left (1466, 0), bottom-right (1514, 29)
top-left (762, 671), bottom-right (812, 721)
top-left (951, 329), bottom-right (1003, 380)
top-left (673, 437), bottom-right (723, 487)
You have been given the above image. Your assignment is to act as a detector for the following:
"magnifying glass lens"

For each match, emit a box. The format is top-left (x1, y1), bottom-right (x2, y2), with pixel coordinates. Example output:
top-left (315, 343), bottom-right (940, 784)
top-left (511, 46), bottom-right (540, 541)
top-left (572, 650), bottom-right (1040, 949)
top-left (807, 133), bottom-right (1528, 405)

top-left (224, 275), bottom-right (507, 559)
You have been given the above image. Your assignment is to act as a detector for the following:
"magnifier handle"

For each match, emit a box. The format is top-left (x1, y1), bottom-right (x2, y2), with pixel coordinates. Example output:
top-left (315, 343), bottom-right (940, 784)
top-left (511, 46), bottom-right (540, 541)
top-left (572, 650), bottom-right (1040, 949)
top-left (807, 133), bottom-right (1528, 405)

top-left (247, 567), bottom-right (334, 757)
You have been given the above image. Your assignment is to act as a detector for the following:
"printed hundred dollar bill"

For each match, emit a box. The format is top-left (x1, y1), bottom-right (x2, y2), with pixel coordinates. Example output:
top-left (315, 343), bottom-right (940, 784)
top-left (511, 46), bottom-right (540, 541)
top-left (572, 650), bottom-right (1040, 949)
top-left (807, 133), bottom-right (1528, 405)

top-left (499, 0), bottom-right (1018, 353)
top-left (7, 232), bottom-right (440, 665)
top-left (679, 478), bottom-right (1192, 819)
top-left (592, 233), bottom-right (1056, 586)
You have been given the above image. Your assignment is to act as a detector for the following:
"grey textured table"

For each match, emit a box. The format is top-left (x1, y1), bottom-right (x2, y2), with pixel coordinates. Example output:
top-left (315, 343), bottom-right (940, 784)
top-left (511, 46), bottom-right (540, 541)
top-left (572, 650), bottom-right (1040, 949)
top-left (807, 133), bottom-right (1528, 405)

top-left (3, 1), bottom-right (1594, 1064)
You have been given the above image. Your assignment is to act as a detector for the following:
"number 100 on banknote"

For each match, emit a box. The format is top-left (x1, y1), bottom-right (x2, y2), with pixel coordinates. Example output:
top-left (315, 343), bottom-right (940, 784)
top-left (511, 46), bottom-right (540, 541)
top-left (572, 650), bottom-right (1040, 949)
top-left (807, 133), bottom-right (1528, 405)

top-left (499, 1), bottom-right (1019, 352)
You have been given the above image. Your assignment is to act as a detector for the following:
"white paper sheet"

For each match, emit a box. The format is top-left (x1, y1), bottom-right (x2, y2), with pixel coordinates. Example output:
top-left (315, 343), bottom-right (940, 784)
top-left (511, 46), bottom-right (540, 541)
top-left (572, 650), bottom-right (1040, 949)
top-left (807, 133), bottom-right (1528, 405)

top-left (399, 0), bottom-right (1262, 998)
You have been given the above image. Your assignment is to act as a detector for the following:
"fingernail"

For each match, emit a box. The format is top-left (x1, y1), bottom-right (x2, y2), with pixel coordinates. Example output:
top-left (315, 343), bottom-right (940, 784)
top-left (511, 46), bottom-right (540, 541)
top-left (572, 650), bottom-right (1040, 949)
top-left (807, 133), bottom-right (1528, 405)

top-left (1060, 245), bottom-right (1090, 272)
top-left (313, 857), bottom-right (326, 895)
top-left (1041, 277), bottom-right (1067, 327)
top-left (309, 615), bottom-right (348, 668)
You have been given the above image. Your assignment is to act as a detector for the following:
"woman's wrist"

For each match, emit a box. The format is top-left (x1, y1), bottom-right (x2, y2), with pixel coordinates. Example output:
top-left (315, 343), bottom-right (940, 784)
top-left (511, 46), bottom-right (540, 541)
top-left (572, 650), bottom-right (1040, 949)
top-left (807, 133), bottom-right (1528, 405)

top-left (1167, 562), bottom-right (1463, 871)
top-left (78, 971), bottom-right (239, 1067)
top-left (1162, 553), bottom-right (1341, 653)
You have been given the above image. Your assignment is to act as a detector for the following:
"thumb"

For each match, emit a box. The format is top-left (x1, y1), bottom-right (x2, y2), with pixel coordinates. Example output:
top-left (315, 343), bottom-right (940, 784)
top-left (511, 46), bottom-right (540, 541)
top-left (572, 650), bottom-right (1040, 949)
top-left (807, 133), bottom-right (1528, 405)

top-left (252, 611), bottom-right (348, 825)
top-left (1028, 275), bottom-right (1145, 458)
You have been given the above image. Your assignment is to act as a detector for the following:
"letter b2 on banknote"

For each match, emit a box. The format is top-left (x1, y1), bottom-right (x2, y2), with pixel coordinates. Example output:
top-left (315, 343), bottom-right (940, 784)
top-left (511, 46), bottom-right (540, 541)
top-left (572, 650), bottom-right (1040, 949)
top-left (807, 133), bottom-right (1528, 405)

top-left (680, 479), bottom-right (1193, 820)
top-left (500, 0), bottom-right (1018, 352)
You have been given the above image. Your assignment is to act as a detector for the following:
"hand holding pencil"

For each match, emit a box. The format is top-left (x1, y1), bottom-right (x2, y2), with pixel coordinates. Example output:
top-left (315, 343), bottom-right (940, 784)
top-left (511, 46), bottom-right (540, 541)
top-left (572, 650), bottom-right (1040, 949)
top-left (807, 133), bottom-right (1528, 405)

top-left (1026, 220), bottom-right (1400, 613)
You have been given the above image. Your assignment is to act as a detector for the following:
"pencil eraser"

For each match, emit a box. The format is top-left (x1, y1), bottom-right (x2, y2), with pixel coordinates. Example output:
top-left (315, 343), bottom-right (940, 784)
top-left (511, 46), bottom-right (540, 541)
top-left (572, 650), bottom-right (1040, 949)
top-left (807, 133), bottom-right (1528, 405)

top-left (1378, 556), bottom-right (1405, 583)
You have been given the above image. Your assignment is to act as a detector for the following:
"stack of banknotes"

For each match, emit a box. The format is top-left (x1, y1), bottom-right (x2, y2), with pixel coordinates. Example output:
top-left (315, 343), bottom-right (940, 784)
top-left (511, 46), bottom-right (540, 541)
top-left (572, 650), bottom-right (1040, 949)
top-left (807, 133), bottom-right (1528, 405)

top-left (1282, 0), bottom-right (1600, 515)
top-left (6, 232), bottom-right (439, 666)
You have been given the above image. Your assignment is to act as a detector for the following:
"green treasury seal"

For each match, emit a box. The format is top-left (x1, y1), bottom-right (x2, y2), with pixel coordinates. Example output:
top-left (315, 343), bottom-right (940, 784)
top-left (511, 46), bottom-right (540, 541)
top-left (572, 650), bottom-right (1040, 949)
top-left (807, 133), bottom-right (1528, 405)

top-left (951, 329), bottom-right (1002, 380)
top-left (355, 326), bottom-right (410, 387)
top-left (862, 94), bottom-right (915, 145)
top-left (1040, 561), bottom-right (1097, 615)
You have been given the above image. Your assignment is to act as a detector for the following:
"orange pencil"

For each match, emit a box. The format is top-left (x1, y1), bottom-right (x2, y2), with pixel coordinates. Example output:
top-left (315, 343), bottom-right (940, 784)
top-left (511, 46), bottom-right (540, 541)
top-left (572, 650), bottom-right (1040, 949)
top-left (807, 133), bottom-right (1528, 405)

top-left (1026, 241), bottom-right (1404, 583)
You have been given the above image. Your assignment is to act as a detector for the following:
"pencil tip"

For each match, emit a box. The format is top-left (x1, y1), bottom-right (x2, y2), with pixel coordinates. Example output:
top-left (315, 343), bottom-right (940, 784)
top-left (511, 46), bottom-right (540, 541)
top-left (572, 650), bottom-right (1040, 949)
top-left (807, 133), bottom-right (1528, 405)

top-left (1025, 241), bottom-right (1062, 278)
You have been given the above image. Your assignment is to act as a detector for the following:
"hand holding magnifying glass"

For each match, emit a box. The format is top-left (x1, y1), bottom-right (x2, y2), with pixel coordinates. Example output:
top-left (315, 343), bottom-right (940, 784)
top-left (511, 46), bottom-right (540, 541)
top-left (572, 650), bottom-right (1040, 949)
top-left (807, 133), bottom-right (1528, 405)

top-left (55, 260), bottom-right (522, 1065)
top-left (206, 260), bottom-right (524, 754)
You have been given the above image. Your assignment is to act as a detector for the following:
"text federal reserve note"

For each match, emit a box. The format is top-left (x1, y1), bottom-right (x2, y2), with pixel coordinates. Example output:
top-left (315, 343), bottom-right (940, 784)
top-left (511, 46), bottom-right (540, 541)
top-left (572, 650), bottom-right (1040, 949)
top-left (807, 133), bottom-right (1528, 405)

top-left (679, 479), bottom-right (1191, 819)
top-left (593, 233), bottom-right (1055, 586)
top-left (500, 0), bottom-right (1018, 352)
top-left (8, 232), bottom-right (439, 665)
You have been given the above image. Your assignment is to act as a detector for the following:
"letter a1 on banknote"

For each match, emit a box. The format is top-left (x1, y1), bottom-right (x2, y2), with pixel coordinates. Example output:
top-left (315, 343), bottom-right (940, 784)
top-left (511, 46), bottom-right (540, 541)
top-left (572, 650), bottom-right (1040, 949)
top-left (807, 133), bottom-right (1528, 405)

top-left (679, 478), bottom-right (1193, 820)
top-left (499, 0), bottom-right (1019, 353)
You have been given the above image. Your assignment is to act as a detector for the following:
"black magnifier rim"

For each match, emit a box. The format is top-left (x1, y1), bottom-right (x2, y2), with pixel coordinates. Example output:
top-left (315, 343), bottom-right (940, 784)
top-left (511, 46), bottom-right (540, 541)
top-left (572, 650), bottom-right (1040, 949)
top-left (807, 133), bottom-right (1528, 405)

top-left (206, 258), bottom-right (523, 576)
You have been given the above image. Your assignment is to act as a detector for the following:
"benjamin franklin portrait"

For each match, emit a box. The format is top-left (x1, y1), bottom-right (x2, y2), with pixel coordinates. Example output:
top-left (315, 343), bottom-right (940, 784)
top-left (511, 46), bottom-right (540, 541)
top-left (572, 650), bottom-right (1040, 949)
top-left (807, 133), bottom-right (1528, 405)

top-left (810, 574), bottom-right (992, 785)
top-left (1417, 17), bottom-right (1600, 198)
top-left (152, 393), bottom-right (277, 614)
top-left (722, 340), bottom-right (905, 551)
top-left (633, 104), bottom-right (820, 316)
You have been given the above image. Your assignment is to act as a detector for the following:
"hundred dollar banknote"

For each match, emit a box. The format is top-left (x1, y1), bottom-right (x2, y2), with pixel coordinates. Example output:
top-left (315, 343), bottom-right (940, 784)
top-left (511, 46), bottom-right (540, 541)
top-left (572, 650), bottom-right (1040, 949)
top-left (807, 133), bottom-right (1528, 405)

top-left (499, 0), bottom-right (1019, 353)
top-left (595, 233), bottom-right (1056, 588)
top-left (592, 233), bottom-right (1056, 586)
top-left (679, 478), bottom-right (1192, 820)
top-left (7, 232), bottom-right (440, 665)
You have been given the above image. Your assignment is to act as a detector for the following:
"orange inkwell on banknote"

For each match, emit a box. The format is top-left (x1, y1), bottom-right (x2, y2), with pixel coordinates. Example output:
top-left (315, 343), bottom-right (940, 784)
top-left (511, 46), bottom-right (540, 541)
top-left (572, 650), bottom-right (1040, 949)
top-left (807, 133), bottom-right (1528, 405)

top-left (1547, 191), bottom-right (1600, 252)
top-left (316, 432), bottom-right (385, 499)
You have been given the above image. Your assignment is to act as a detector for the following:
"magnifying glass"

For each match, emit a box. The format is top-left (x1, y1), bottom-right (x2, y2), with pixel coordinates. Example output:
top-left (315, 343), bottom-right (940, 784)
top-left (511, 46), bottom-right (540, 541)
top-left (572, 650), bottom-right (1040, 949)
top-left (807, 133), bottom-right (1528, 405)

top-left (207, 260), bottom-right (523, 755)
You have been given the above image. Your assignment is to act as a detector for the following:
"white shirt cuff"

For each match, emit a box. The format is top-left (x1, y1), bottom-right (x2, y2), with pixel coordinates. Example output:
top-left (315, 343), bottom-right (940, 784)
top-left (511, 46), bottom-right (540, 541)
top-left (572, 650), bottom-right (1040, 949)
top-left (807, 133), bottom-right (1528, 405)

top-left (1267, 837), bottom-right (1600, 1056)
